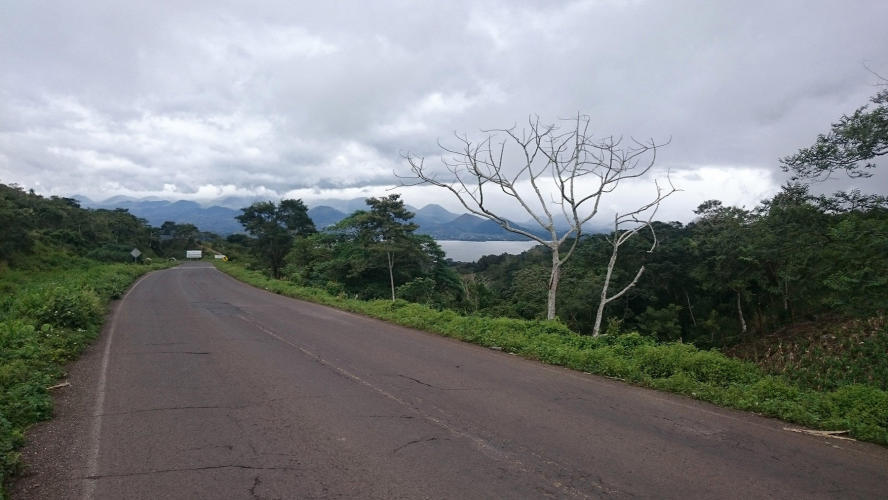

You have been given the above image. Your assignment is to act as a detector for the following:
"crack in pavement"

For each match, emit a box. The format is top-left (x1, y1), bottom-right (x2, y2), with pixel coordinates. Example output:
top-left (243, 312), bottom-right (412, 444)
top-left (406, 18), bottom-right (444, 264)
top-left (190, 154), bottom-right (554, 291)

top-left (81, 464), bottom-right (299, 480)
top-left (362, 414), bottom-right (416, 419)
top-left (398, 374), bottom-right (435, 388)
top-left (249, 475), bottom-right (262, 499)
top-left (120, 351), bottom-right (211, 355)
top-left (392, 436), bottom-right (439, 455)
top-left (96, 404), bottom-right (249, 417)
top-left (397, 374), bottom-right (482, 391)
top-left (184, 444), bottom-right (234, 452)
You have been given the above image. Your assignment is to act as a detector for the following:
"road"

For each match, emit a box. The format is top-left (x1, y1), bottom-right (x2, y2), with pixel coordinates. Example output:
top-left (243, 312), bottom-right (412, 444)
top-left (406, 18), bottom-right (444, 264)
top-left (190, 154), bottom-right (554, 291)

top-left (12, 262), bottom-right (888, 499)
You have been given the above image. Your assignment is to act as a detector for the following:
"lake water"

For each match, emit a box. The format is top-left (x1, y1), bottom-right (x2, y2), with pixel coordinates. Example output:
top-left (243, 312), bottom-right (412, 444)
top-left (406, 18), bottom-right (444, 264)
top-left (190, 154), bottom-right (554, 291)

top-left (437, 240), bottom-right (540, 262)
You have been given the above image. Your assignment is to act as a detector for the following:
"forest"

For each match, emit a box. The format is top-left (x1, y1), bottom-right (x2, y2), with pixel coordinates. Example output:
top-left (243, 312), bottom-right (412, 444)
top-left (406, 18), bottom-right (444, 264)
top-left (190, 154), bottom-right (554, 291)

top-left (226, 180), bottom-right (887, 348)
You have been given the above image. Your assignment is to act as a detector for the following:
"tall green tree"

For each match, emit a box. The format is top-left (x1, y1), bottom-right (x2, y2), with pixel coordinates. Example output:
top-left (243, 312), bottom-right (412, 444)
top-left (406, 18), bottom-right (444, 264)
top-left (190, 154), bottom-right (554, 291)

top-left (348, 195), bottom-right (419, 301)
top-left (236, 199), bottom-right (316, 278)
top-left (689, 201), bottom-right (759, 339)
top-left (0, 185), bottom-right (34, 260)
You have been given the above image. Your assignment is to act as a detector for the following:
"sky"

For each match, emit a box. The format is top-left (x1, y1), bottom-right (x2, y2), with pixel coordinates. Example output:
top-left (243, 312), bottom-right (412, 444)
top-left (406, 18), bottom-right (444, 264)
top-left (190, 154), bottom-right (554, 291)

top-left (1, 0), bottom-right (886, 224)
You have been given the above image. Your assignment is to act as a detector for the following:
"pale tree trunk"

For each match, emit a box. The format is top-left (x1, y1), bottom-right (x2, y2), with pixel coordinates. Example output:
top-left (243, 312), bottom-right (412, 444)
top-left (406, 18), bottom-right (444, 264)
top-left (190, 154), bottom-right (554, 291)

top-left (546, 244), bottom-right (561, 320)
top-left (387, 251), bottom-right (395, 302)
top-left (592, 239), bottom-right (619, 337)
top-left (592, 219), bottom-right (647, 337)
top-left (685, 290), bottom-right (697, 327)
top-left (736, 290), bottom-right (747, 335)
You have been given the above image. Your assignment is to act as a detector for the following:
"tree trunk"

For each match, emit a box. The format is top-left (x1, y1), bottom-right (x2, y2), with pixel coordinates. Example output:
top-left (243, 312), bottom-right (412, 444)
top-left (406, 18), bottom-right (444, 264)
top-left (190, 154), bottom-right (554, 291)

top-left (546, 244), bottom-right (560, 320)
top-left (592, 239), bottom-right (620, 337)
top-left (783, 278), bottom-right (789, 312)
top-left (736, 290), bottom-right (747, 335)
top-left (387, 251), bottom-right (395, 302)
top-left (684, 290), bottom-right (697, 327)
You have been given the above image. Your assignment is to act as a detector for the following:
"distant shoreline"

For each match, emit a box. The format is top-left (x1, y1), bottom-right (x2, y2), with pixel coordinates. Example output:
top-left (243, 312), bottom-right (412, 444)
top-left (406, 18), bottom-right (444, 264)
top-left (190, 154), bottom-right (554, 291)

top-left (436, 240), bottom-right (540, 263)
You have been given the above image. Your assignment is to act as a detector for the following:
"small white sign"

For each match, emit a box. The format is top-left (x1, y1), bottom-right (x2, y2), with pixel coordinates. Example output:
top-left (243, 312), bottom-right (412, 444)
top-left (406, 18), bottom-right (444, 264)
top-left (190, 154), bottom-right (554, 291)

top-left (130, 248), bottom-right (142, 258)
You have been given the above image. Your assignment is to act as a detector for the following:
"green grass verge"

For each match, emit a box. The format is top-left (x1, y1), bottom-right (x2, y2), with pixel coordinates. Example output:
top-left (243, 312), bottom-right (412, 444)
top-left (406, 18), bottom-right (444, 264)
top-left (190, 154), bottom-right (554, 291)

top-left (217, 262), bottom-right (888, 446)
top-left (0, 261), bottom-right (171, 498)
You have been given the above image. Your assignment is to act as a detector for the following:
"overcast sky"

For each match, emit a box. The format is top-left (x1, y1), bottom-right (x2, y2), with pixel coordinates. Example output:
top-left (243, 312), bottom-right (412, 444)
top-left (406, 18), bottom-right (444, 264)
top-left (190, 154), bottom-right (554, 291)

top-left (1, 0), bottom-right (886, 223)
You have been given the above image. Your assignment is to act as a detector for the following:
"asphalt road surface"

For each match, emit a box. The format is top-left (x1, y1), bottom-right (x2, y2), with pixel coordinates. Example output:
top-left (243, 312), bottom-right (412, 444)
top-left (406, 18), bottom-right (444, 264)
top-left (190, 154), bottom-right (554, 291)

top-left (12, 262), bottom-right (888, 499)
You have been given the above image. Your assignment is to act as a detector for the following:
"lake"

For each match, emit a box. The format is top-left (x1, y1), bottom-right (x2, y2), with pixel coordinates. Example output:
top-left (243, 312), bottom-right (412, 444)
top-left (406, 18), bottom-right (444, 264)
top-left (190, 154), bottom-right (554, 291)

top-left (437, 240), bottom-right (540, 262)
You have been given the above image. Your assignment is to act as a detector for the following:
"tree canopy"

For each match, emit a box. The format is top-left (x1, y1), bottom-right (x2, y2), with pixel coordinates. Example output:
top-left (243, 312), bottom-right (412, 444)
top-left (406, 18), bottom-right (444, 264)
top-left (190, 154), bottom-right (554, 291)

top-left (236, 199), bottom-right (316, 278)
top-left (781, 86), bottom-right (887, 181)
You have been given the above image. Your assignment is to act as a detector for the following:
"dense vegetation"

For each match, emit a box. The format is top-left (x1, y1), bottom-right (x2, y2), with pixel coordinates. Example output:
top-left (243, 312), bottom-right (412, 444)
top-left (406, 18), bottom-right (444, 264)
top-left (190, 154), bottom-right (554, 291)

top-left (459, 184), bottom-right (888, 347)
top-left (232, 194), bottom-right (464, 307)
top-left (0, 184), bottom-right (177, 496)
top-left (230, 183), bottom-right (887, 353)
top-left (0, 183), bottom-right (225, 266)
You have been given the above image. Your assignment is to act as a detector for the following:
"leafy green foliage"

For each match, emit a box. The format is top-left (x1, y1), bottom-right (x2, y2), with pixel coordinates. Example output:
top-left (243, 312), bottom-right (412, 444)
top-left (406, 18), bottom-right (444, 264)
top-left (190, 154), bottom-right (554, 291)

top-left (780, 87), bottom-right (887, 181)
top-left (236, 199), bottom-right (316, 278)
top-left (334, 194), bottom-right (420, 301)
top-left (283, 196), bottom-right (464, 308)
top-left (459, 185), bottom-right (888, 349)
top-left (218, 261), bottom-right (888, 445)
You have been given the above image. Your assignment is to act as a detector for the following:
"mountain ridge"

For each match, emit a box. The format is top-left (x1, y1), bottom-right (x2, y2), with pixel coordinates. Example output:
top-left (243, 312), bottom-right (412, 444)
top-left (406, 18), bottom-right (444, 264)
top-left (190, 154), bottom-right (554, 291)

top-left (76, 196), bottom-right (577, 240)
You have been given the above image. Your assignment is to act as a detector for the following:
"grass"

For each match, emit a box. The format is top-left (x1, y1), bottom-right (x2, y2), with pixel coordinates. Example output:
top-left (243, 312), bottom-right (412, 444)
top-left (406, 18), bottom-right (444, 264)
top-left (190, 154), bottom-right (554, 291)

top-left (217, 262), bottom-right (888, 446)
top-left (0, 260), bottom-right (170, 497)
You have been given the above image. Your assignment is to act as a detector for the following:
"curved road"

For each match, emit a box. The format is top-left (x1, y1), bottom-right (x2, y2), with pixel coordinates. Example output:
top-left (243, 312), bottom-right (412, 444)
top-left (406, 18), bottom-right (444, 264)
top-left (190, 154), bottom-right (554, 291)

top-left (13, 262), bottom-right (888, 499)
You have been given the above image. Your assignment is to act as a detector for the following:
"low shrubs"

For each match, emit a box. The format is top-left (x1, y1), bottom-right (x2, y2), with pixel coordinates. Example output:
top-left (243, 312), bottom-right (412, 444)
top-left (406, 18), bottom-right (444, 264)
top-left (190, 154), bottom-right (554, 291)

top-left (217, 262), bottom-right (888, 446)
top-left (727, 318), bottom-right (888, 392)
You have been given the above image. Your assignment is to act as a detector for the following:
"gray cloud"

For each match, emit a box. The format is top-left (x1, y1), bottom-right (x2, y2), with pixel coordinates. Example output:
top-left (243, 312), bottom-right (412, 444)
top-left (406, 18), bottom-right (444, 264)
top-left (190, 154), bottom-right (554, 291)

top-left (1, 0), bottom-right (886, 218)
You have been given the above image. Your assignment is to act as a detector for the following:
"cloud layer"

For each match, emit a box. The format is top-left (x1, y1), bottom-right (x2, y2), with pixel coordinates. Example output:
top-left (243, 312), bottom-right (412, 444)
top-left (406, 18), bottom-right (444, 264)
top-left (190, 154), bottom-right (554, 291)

top-left (1, 0), bottom-right (886, 220)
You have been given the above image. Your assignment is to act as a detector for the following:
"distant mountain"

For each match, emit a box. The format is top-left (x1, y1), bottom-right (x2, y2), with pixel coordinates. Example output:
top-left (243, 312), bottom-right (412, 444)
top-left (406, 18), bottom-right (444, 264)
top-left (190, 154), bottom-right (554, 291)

top-left (76, 195), bottom-right (567, 240)
top-left (308, 206), bottom-right (348, 229)
top-left (413, 204), bottom-right (459, 225)
top-left (417, 213), bottom-right (546, 241)
top-left (213, 195), bottom-right (267, 210)
top-left (79, 198), bottom-right (243, 235)
top-left (307, 198), bottom-right (370, 214)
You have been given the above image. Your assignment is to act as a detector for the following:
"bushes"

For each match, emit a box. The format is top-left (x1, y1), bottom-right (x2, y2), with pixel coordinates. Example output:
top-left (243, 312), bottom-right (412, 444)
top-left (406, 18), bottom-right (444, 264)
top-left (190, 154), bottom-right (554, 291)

top-left (727, 318), bottom-right (888, 391)
top-left (32, 287), bottom-right (102, 330)
top-left (217, 261), bottom-right (888, 446)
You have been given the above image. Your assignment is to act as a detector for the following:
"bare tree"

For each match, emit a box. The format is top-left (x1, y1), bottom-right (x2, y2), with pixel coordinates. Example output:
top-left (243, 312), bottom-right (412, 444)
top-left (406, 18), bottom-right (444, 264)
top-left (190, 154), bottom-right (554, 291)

top-left (403, 115), bottom-right (676, 323)
top-left (592, 185), bottom-right (667, 336)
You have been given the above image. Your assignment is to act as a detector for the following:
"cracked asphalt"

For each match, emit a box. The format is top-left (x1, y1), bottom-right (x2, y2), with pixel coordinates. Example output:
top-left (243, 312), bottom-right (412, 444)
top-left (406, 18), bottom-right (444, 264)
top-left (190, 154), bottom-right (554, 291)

top-left (11, 262), bottom-right (888, 499)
